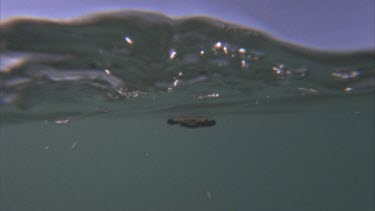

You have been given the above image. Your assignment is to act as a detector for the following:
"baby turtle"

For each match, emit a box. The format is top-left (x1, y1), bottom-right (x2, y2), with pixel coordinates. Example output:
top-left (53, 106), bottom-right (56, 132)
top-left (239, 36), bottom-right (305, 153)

top-left (167, 116), bottom-right (216, 128)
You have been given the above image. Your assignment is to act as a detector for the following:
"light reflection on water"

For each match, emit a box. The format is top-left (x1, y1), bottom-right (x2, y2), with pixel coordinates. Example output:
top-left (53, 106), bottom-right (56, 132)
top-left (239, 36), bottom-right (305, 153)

top-left (0, 11), bottom-right (374, 125)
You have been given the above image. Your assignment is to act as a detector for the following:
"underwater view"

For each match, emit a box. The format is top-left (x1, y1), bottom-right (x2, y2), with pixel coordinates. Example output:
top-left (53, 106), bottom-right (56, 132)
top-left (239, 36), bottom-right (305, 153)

top-left (0, 11), bottom-right (374, 211)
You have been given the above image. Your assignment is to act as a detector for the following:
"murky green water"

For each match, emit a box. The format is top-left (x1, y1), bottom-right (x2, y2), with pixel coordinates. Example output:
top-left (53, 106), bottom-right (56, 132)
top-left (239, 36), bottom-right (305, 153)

top-left (0, 11), bottom-right (374, 211)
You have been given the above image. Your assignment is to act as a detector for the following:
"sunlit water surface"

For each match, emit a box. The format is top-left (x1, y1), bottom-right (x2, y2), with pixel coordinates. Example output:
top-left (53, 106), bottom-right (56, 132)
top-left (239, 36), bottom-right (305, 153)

top-left (0, 11), bottom-right (374, 211)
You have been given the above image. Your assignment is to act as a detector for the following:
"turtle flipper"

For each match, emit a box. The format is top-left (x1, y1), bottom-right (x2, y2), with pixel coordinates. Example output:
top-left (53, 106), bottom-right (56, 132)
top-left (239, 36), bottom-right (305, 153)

top-left (167, 116), bottom-right (216, 128)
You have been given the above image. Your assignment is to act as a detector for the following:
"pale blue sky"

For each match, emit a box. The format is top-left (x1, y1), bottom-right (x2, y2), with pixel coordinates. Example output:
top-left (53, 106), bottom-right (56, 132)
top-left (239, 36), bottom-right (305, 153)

top-left (1, 0), bottom-right (374, 50)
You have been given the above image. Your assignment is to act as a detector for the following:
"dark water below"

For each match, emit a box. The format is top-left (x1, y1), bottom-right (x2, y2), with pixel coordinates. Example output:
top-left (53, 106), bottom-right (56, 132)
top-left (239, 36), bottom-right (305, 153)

top-left (0, 11), bottom-right (374, 211)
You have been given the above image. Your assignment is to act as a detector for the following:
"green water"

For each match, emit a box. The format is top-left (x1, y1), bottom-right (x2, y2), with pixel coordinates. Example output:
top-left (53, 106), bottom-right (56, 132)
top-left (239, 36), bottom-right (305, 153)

top-left (0, 11), bottom-right (374, 211)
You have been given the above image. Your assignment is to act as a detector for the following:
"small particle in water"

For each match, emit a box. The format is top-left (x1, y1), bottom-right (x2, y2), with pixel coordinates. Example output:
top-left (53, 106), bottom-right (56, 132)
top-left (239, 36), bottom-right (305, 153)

top-left (104, 69), bottom-right (111, 75)
top-left (344, 87), bottom-right (353, 92)
top-left (55, 119), bottom-right (70, 125)
top-left (178, 72), bottom-right (183, 76)
top-left (272, 64), bottom-right (286, 75)
top-left (127, 90), bottom-right (147, 98)
top-left (44, 146), bottom-right (49, 150)
top-left (71, 142), bottom-right (77, 149)
top-left (200, 50), bottom-right (205, 55)
top-left (215, 42), bottom-right (222, 48)
top-left (169, 49), bottom-right (177, 60)
top-left (116, 88), bottom-right (127, 97)
top-left (331, 69), bottom-right (360, 80)
top-left (187, 75), bottom-right (208, 84)
top-left (206, 191), bottom-right (212, 201)
top-left (124, 36), bottom-right (133, 45)
top-left (241, 60), bottom-right (249, 69)
top-left (173, 79), bottom-right (180, 87)
top-left (167, 116), bottom-right (216, 128)
top-left (223, 46), bottom-right (228, 54)
top-left (196, 93), bottom-right (220, 100)
top-left (213, 41), bottom-right (231, 54)
top-left (238, 48), bottom-right (246, 54)
top-left (145, 153), bottom-right (149, 158)
top-left (297, 87), bottom-right (318, 94)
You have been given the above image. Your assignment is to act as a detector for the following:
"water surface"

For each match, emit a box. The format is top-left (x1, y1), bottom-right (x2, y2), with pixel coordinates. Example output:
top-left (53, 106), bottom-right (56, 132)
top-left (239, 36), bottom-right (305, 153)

top-left (0, 11), bottom-right (374, 211)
